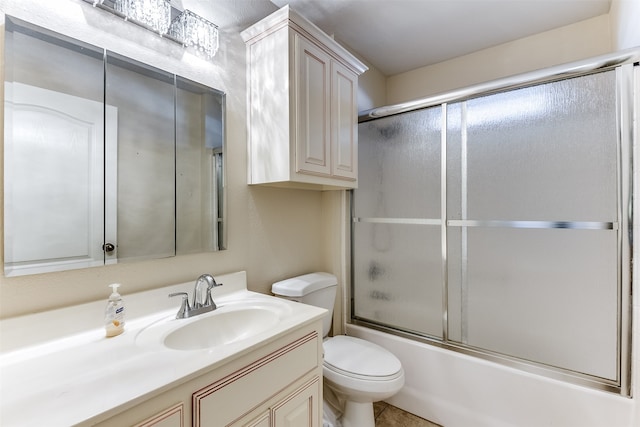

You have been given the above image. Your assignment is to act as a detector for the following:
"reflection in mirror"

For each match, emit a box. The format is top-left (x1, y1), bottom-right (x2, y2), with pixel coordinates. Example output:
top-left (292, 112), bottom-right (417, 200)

top-left (105, 52), bottom-right (176, 263)
top-left (4, 17), bottom-right (107, 276)
top-left (3, 16), bottom-right (226, 277)
top-left (176, 77), bottom-right (226, 254)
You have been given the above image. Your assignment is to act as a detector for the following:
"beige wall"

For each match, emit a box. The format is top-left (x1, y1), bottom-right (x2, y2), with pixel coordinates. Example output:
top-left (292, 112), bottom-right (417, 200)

top-left (334, 37), bottom-right (387, 111)
top-left (386, 14), bottom-right (612, 105)
top-left (0, 0), bottom-right (330, 319)
top-left (384, 1), bottom-right (640, 107)
top-left (610, 0), bottom-right (640, 50)
top-left (357, 56), bottom-right (387, 111)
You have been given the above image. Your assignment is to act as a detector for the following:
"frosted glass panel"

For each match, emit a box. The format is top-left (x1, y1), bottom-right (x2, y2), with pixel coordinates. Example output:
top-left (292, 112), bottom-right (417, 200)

top-left (460, 72), bottom-right (617, 221)
top-left (354, 106), bottom-right (443, 338)
top-left (460, 228), bottom-right (618, 380)
top-left (356, 107), bottom-right (441, 219)
top-left (353, 223), bottom-right (443, 338)
top-left (353, 67), bottom-right (627, 388)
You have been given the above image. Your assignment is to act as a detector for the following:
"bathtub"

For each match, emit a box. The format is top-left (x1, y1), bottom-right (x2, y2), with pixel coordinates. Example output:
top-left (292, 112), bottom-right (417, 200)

top-left (346, 323), bottom-right (636, 427)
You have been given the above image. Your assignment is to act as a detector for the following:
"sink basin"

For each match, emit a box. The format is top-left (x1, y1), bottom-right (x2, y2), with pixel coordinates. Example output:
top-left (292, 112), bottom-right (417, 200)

top-left (164, 308), bottom-right (278, 351)
top-left (135, 296), bottom-right (293, 351)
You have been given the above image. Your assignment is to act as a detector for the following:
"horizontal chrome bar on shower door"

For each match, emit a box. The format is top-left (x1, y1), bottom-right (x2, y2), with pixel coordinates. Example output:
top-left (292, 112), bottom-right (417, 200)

top-left (447, 220), bottom-right (618, 230)
top-left (353, 217), bottom-right (442, 225)
top-left (353, 218), bottom-right (617, 230)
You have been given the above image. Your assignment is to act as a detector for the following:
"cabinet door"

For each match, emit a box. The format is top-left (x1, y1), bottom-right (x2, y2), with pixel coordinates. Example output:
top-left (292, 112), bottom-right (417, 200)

top-left (231, 410), bottom-right (270, 427)
top-left (133, 403), bottom-right (184, 427)
top-left (331, 61), bottom-right (358, 181)
top-left (272, 378), bottom-right (321, 427)
top-left (194, 333), bottom-right (319, 426)
top-left (294, 34), bottom-right (331, 177)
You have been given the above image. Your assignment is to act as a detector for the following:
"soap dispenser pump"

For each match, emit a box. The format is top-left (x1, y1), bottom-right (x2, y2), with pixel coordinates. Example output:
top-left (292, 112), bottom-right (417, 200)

top-left (105, 283), bottom-right (125, 337)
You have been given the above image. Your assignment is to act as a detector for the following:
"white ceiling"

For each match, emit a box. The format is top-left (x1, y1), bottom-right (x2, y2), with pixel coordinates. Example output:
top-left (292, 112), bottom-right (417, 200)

top-left (182, 0), bottom-right (612, 76)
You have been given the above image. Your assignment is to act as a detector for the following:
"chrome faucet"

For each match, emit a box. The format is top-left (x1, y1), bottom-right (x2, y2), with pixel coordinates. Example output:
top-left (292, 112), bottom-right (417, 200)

top-left (168, 274), bottom-right (223, 319)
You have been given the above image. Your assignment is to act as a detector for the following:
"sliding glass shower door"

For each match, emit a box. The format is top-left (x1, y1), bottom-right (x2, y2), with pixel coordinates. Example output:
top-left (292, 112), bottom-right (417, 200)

top-left (354, 107), bottom-right (443, 337)
top-left (352, 65), bottom-right (634, 392)
top-left (447, 70), bottom-right (620, 381)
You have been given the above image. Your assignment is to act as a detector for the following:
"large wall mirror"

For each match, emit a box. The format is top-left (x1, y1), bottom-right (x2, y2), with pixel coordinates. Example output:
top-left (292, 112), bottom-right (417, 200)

top-left (3, 16), bottom-right (226, 277)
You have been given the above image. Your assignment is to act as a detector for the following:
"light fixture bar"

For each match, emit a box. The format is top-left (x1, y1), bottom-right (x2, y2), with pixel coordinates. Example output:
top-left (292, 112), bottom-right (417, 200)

top-left (86, 0), bottom-right (219, 59)
top-left (169, 9), bottom-right (219, 59)
top-left (112, 0), bottom-right (171, 34)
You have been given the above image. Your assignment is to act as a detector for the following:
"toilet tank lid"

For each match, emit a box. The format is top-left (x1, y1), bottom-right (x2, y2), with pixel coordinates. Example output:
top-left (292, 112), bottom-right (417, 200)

top-left (272, 272), bottom-right (337, 297)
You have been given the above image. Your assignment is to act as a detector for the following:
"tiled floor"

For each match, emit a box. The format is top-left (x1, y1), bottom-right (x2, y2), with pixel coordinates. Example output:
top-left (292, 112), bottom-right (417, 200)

top-left (374, 402), bottom-right (443, 427)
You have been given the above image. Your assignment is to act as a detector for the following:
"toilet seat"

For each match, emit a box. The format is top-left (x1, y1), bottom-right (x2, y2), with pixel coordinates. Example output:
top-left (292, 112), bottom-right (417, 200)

top-left (323, 335), bottom-right (402, 380)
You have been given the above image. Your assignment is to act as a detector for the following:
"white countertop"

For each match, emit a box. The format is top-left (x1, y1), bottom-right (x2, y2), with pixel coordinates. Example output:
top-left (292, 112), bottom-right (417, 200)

top-left (0, 271), bottom-right (326, 427)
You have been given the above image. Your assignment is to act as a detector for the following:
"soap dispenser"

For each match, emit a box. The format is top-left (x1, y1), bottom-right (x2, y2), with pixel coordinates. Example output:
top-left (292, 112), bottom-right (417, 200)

top-left (105, 283), bottom-right (125, 337)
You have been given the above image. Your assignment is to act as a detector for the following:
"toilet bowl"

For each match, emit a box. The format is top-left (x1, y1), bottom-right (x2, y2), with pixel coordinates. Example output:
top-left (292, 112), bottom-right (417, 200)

top-left (272, 273), bottom-right (405, 427)
top-left (323, 335), bottom-right (404, 427)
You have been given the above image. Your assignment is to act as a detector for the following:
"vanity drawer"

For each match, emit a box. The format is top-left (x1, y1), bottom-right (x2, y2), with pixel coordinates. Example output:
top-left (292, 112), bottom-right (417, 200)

top-left (193, 331), bottom-right (319, 426)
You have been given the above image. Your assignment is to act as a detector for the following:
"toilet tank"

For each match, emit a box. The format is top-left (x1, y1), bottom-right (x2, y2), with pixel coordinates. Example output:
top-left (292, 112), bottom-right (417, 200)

top-left (271, 272), bottom-right (337, 337)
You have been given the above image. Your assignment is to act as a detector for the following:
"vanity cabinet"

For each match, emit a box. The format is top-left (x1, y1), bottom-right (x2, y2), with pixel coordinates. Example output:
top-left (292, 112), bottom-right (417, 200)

top-left (271, 379), bottom-right (320, 426)
top-left (193, 331), bottom-right (321, 426)
top-left (241, 6), bottom-right (367, 190)
top-left (93, 324), bottom-right (322, 427)
top-left (226, 378), bottom-right (320, 427)
top-left (134, 404), bottom-right (184, 427)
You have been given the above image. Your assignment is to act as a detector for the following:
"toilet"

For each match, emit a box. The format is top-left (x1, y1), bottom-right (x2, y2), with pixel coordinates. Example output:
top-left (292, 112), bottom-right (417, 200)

top-left (272, 272), bottom-right (404, 427)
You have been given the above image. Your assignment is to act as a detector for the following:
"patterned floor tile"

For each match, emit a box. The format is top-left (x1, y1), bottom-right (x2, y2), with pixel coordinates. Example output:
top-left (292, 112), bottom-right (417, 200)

top-left (374, 402), bottom-right (442, 427)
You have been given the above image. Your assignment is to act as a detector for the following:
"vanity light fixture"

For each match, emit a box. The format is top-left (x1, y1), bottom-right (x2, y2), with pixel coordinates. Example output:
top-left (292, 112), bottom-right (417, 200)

top-left (88, 0), bottom-right (219, 59)
top-left (169, 9), bottom-right (219, 59)
top-left (112, 0), bottom-right (171, 35)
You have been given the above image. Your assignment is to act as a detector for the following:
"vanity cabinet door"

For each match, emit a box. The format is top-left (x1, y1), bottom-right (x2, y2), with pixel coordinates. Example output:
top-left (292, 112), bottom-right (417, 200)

top-left (272, 377), bottom-right (321, 427)
top-left (133, 403), bottom-right (184, 427)
top-left (95, 402), bottom-right (185, 427)
top-left (231, 410), bottom-right (270, 427)
top-left (193, 332), bottom-right (319, 427)
top-left (230, 377), bottom-right (321, 427)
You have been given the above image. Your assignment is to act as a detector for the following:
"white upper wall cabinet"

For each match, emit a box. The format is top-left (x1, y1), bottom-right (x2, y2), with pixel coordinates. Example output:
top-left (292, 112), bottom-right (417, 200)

top-left (241, 6), bottom-right (367, 190)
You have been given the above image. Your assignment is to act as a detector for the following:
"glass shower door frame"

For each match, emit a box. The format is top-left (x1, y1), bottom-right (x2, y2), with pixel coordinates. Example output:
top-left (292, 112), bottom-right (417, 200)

top-left (351, 59), bottom-right (636, 396)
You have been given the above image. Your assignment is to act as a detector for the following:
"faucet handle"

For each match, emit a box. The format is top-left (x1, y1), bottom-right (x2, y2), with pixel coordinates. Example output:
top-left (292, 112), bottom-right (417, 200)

top-left (169, 292), bottom-right (190, 319)
top-left (207, 281), bottom-right (223, 291)
top-left (205, 281), bottom-right (223, 308)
